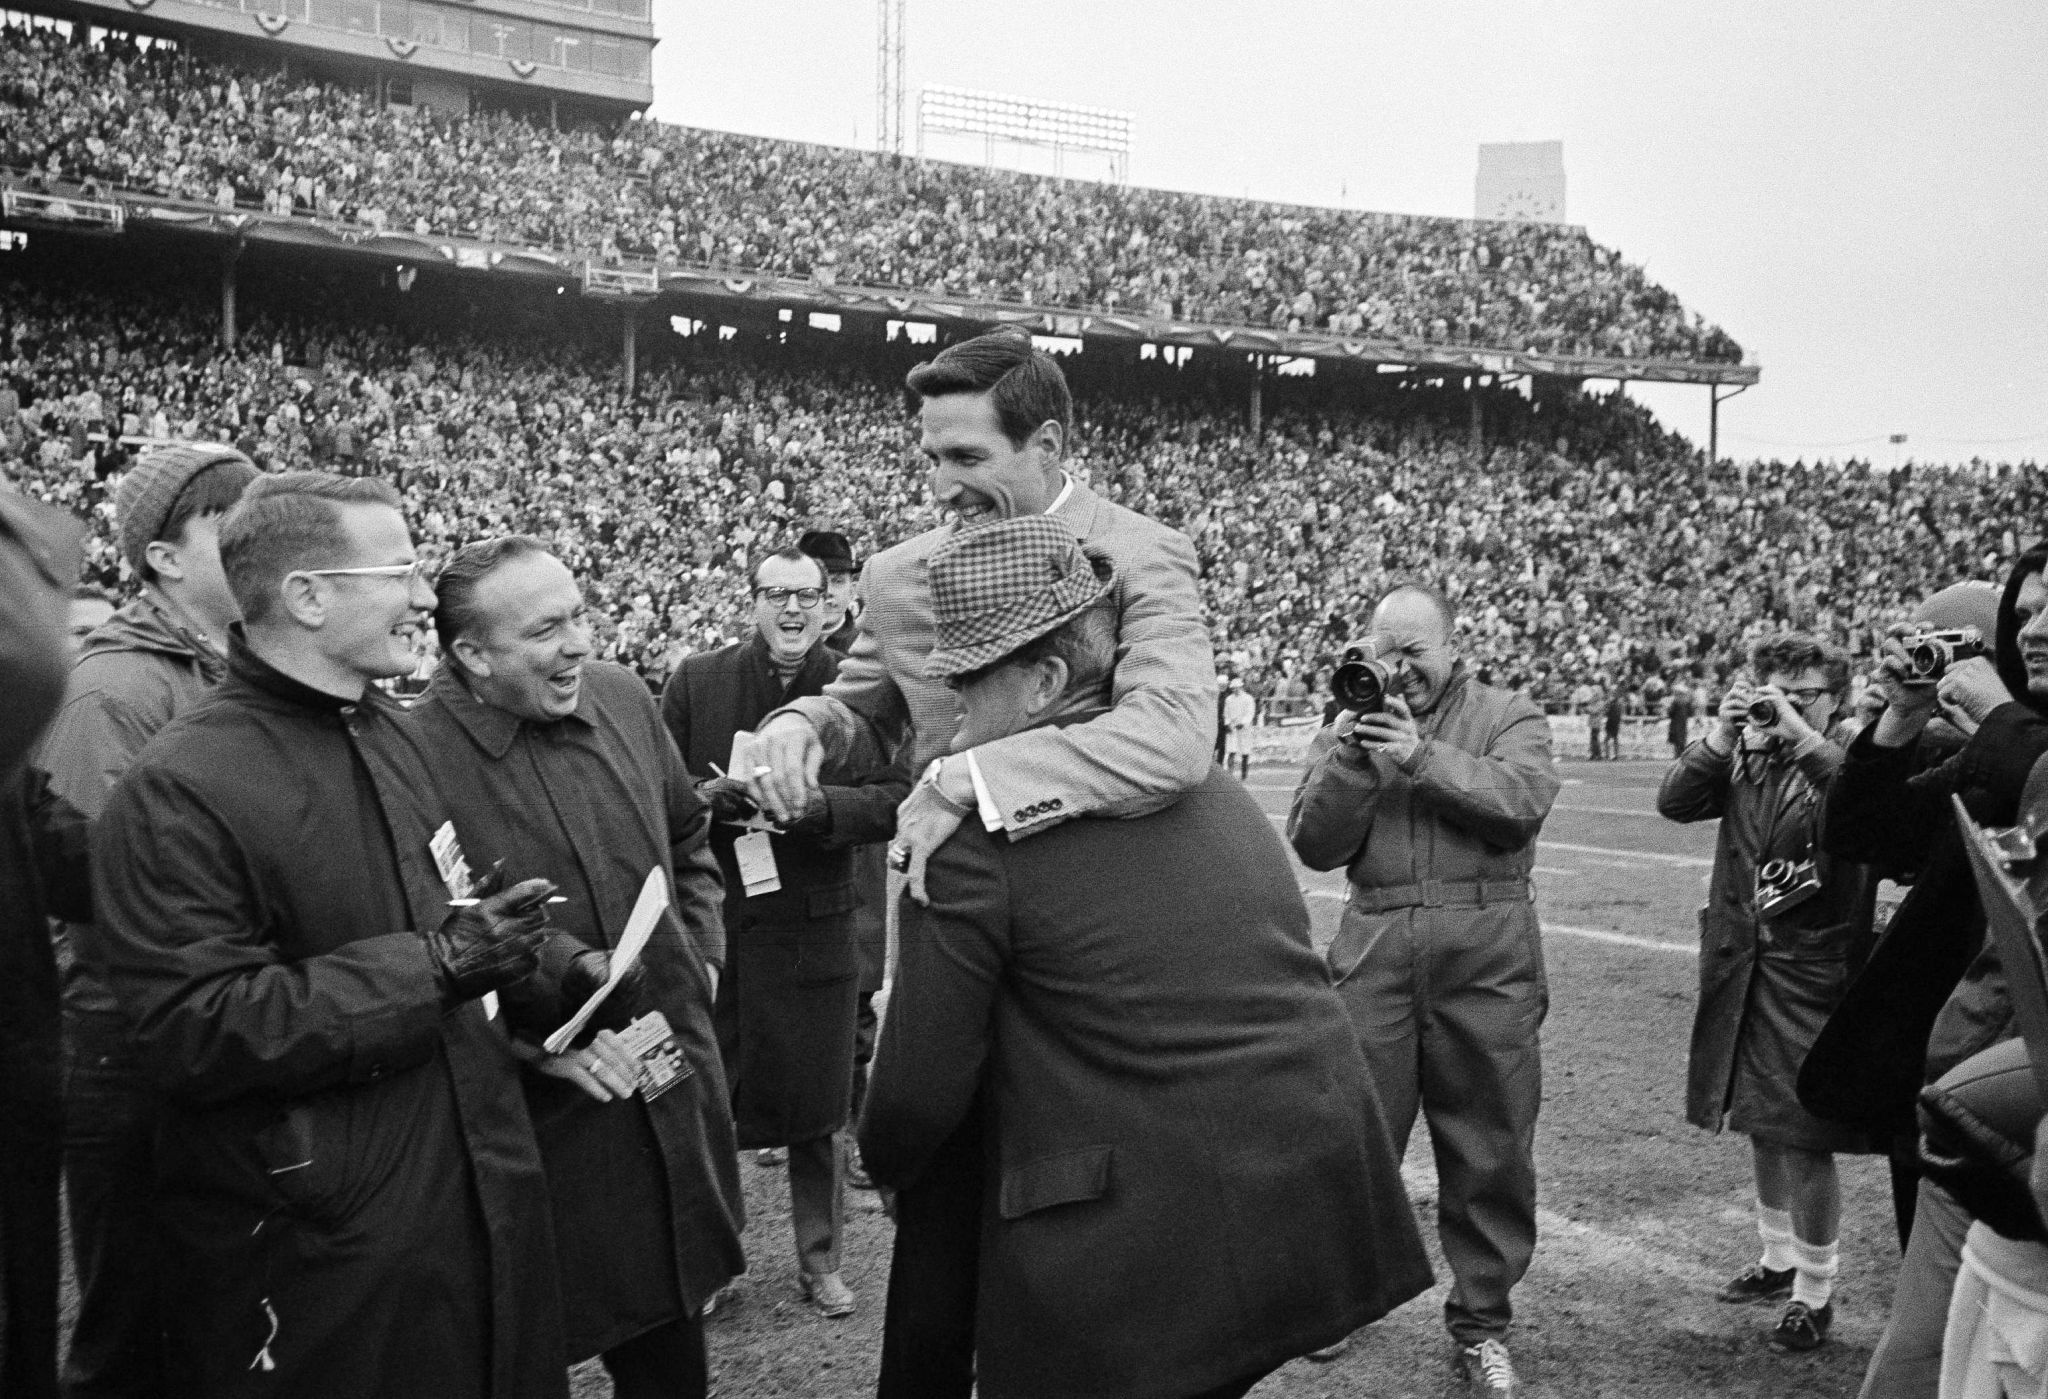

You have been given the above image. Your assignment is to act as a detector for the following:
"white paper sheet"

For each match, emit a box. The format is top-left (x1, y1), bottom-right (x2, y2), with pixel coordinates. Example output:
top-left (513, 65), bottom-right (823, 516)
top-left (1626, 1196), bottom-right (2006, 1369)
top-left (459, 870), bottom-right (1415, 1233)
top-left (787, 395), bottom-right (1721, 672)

top-left (543, 867), bottom-right (669, 1055)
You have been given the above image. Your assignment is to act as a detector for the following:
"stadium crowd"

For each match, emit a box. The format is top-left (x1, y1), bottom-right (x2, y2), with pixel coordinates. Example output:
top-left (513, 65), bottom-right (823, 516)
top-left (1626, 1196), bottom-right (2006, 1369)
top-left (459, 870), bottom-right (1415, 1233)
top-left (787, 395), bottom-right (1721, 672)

top-left (0, 22), bottom-right (1745, 362)
top-left (2, 264), bottom-right (2034, 715)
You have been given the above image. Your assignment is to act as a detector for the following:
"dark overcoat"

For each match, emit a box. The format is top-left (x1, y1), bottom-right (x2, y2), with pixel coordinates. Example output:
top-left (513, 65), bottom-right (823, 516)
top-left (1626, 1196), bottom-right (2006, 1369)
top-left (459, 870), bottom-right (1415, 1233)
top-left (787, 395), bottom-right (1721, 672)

top-left (860, 765), bottom-right (1432, 1399)
top-left (660, 633), bottom-right (904, 1146)
top-left (0, 766), bottom-right (90, 1399)
top-left (86, 642), bottom-right (567, 1399)
top-left (1658, 732), bottom-right (1875, 1151)
top-left (407, 662), bottom-right (746, 1358)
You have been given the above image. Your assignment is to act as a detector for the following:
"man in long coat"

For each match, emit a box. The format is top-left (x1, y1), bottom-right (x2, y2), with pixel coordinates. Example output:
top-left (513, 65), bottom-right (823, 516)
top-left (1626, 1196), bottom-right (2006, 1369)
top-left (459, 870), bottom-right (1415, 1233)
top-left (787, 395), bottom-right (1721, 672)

top-left (861, 517), bottom-right (1430, 1399)
top-left (661, 546), bottom-right (904, 1318)
top-left (1659, 633), bottom-right (1874, 1353)
top-left (409, 536), bottom-right (744, 1397)
top-left (87, 473), bottom-right (570, 1399)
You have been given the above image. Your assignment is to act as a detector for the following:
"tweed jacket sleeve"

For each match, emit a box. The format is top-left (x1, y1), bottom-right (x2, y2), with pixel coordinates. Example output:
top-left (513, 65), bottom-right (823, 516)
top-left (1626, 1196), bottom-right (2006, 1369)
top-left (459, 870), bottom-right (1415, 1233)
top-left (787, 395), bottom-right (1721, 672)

top-left (965, 505), bottom-right (1216, 836)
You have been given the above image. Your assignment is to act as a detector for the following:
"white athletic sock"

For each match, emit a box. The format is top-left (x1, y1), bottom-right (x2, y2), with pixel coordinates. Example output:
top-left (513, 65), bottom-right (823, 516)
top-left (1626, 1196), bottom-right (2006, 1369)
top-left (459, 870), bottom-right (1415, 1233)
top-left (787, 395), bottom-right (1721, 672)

top-left (1789, 1236), bottom-right (1838, 1309)
top-left (1756, 1202), bottom-right (1796, 1272)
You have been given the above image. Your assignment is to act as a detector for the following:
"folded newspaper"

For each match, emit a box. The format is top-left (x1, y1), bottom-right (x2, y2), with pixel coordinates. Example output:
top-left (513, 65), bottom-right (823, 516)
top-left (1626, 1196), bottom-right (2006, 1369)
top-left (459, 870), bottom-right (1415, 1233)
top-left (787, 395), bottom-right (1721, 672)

top-left (543, 866), bottom-right (669, 1055)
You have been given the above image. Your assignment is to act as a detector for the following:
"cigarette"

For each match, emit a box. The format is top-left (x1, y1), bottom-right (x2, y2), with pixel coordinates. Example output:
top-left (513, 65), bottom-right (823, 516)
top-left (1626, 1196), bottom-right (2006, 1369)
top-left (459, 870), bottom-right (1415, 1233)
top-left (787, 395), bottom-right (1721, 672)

top-left (447, 896), bottom-right (568, 907)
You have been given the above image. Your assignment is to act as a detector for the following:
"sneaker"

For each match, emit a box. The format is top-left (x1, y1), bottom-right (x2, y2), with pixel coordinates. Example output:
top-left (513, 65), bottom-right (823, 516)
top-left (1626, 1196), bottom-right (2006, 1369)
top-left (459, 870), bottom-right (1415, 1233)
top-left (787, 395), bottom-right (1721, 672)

top-left (755, 1146), bottom-right (787, 1167)
top-left (1454, 1338), bottom-right (1519, 1397)
top-left (799, 1270), bottom-right (856, 1319)
top-left (1770, 1300), bottom-right (1832, 1351)
top-left (1717, 1262), bottom-right (1796, 1305)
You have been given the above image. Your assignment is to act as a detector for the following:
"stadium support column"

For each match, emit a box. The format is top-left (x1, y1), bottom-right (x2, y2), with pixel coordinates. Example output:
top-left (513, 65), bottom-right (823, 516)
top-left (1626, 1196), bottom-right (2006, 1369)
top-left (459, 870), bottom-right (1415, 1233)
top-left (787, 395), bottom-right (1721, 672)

top-left (621, 313), bottom-right (638, 395)
top-left (1709, 382), bottom-right (1747, 469)
top-left (1469, 377), bottom-right (1483, 448)
top-left (220, 239), bottom-right (245, 351)
top-left (1248, 357), bottom-right (1263, 439)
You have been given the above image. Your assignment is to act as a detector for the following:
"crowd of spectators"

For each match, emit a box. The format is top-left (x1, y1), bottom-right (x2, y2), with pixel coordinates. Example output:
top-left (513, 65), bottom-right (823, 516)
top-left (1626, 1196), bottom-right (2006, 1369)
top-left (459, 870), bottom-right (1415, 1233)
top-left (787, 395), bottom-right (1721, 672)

top-left (0, 22), bottom-right (1743, 363)
top-left (4, 261), bottom-right (2034, 715)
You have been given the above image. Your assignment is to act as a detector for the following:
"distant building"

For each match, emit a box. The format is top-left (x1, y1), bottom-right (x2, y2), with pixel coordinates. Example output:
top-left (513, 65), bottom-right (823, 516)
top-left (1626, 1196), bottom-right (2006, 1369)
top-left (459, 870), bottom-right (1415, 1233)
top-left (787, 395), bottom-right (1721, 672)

top-left (1475, 142), bottom-right (1566, 224)
top-left (22, 0), bottom-right (653, 122)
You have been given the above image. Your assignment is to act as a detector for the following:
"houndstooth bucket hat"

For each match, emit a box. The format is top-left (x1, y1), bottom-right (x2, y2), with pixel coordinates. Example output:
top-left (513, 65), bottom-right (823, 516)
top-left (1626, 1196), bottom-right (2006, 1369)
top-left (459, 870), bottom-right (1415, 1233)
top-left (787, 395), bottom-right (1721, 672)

top-left (924, 516), bottom-right (1115, 680)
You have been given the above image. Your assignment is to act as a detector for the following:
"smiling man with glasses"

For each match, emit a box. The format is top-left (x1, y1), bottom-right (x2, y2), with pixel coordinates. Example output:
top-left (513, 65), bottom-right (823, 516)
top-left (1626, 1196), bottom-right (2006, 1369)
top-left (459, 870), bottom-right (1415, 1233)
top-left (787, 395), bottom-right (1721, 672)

top-left (659, 546), bottom-right (908, 1323)
top-left (84, 472), bottom-right (577, 1399)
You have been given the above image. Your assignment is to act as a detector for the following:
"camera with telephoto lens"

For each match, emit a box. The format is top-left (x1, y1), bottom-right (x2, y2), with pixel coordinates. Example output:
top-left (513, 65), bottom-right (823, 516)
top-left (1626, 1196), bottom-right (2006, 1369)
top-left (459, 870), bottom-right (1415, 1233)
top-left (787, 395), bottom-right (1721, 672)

top-left (1745, 695), bottom-right (1785, 727)
top-left (1902, 627), bottom-right (1987, 682)
top-left (1332, 645), bottom-right (1407, 714)
top-left (1755, 856), bottom-right (1823, 919)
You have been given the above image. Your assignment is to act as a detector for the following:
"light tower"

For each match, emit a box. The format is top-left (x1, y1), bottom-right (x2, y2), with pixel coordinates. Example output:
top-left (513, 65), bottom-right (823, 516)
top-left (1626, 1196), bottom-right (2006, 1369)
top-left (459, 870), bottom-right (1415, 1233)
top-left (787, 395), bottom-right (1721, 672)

top-left (876, 0), bottom-right (905, 154)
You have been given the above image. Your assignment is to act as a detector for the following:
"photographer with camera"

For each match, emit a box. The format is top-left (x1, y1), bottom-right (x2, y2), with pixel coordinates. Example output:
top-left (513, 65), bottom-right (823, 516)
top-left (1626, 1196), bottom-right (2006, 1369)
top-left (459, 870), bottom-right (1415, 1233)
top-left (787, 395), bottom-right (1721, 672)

top-left (1288, 583), bottom-right (1559, 1398)
top-left (1658, 634), bottom-right (1874, 1354)
top-left (1804, 559), bottom-right (2048, 1399)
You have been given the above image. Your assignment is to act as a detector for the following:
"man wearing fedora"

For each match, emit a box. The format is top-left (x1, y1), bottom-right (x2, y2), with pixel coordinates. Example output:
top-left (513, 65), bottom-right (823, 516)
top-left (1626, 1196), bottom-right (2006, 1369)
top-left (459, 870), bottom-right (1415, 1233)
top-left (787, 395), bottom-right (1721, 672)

top-left (747, 333), bottom-right (1216, 1397)
top-left (858, 516), bottom-right (1430, 1399)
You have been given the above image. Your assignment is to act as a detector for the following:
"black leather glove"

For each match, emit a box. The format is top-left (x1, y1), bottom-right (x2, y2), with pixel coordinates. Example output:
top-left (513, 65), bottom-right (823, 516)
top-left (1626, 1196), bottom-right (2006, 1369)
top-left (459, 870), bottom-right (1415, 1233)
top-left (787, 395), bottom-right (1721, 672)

top-left (426, 876), bottom-right (556, 1003)
top-left (697, 776), bottom-right (759, 823)
top-left (559, 948), bottom-right (650, 1040)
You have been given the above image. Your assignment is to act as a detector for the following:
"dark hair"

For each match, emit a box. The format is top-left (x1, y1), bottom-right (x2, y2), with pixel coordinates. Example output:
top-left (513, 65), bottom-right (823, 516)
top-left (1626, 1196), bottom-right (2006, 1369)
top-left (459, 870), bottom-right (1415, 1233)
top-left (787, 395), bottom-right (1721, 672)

top-left (141, 457), bottom-right (259, 585)
top-left (904, 331), bottom-right (1073, 450)
top-left (1369, 581), bottom-right (1458, 638)
top-left (433, 535), bottom-right (550, 670)
top-left (750, 547), bottom-right (827, 592)
top-left (1749, 632), bottom-right (1850, 693)
top-left (955, 598), bottom-right (1118, 696)
top-left (219, 472), bottom-right (403, 625)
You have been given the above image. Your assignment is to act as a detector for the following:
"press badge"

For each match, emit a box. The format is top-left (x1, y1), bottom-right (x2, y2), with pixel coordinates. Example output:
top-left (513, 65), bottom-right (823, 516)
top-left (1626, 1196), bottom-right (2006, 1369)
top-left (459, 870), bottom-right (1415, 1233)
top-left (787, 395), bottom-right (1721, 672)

top-left (428, 822), bottom-right (496, 1019)
top-left (617, 1010), bottom-right (691, 1100)
top-left (734, 829), bottom-right (781, 897)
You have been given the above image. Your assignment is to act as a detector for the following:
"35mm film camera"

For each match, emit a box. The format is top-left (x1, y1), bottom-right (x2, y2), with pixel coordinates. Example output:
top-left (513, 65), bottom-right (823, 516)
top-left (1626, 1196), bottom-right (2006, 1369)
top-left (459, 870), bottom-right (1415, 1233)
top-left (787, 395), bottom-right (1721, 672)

top-left (1755, 856), bottom-right (1823, 919)
top-left (1902, 626), bottom-right (1987, 682)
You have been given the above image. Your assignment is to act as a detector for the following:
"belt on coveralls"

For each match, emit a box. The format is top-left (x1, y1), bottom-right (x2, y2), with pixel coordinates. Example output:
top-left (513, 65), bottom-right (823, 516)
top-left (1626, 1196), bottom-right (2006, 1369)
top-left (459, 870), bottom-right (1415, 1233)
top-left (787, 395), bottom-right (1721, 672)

top-left (1346, 879), bottom-right (1533, 913)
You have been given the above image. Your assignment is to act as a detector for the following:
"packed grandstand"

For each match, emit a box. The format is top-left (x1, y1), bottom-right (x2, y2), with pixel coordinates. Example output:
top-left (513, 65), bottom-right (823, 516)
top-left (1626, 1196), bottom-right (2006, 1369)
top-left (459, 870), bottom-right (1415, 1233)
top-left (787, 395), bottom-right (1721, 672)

top-left (3, 21), bottom-right (2036, 714)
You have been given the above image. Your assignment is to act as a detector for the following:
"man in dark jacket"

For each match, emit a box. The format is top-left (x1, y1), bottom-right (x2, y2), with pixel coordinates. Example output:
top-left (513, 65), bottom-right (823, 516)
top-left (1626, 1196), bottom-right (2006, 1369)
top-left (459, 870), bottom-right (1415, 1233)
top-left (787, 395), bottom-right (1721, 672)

top-left (86, 472), bottom-right (573, 1399)
top-left (409, 536), bottom-right (745, 1399)
top-left (1812, 547), bottom-right (2048, 1399)
top-left (861, 516), bottom-right (1430, 1399)
top-left (0, 764), bottom-right (92, 1399)
top-left (661, 546), bottom-right (904, 1319)
top-left (1658, 634), bottom-right (1874, 1353)
top-left (1287, 583), bottom-right (1560, 1397)
top-left (35, 442), bottom-right (256, 1399)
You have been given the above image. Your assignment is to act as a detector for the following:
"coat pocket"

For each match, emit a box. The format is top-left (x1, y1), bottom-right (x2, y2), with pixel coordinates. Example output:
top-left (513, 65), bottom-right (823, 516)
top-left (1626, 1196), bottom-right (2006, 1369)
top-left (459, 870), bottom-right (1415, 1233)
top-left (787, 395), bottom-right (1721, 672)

top-left (998, 1145), bottom-right (1114, 1220)
top-left (254, 1094), bottom-right (355, 1224)
top-left (792, 882), bottom-right (859, 986)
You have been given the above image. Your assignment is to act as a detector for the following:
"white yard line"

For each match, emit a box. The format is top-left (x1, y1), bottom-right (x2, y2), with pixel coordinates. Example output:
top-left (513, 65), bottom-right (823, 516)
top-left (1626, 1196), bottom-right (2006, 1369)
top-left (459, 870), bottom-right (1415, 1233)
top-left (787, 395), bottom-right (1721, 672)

top-left (1541, 840), bottom-right (1713, 869)
top-left (1299, 890), bottom-right (1696, 956)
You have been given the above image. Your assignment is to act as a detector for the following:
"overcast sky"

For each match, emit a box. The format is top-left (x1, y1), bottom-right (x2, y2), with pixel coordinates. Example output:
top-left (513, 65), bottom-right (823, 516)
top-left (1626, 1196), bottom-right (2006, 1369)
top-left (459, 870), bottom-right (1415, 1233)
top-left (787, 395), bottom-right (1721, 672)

top-left (651, 1), bottom-right (2046, 466)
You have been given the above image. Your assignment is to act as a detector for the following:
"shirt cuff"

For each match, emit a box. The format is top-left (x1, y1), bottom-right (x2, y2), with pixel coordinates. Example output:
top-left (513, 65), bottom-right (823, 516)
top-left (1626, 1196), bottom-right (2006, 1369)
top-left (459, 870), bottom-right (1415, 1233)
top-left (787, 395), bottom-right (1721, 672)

top-left (963, 751), bottom-right (1003, 833)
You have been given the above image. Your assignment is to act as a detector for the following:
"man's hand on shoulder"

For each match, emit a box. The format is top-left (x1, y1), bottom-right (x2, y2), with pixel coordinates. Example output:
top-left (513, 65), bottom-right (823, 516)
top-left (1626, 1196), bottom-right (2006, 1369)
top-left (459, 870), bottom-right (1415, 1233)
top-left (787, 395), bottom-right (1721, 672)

top-left (746, 712), bottom-right (824, 825)
top-left (892, 758), bottom-right (975, 907)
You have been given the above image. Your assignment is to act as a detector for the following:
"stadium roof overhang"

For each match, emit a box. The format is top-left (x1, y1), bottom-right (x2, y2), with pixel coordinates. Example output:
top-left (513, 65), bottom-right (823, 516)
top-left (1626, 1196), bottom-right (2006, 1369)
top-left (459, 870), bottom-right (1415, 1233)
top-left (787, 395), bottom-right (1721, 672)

top-left (0, 179), bottom-right (1760, 389)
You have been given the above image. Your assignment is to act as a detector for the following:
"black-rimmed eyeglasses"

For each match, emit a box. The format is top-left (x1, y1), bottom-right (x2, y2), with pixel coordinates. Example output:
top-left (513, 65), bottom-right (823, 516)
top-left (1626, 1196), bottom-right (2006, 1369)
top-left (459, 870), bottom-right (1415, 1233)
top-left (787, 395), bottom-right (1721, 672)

top-left (755, 586), bottom-right (823, 609)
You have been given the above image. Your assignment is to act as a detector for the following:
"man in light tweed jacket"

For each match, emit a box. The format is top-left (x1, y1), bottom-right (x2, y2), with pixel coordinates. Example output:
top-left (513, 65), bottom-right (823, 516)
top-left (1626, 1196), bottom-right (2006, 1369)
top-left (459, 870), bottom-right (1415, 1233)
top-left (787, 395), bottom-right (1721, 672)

top-left (747, 331), bottom-right (1217, 901)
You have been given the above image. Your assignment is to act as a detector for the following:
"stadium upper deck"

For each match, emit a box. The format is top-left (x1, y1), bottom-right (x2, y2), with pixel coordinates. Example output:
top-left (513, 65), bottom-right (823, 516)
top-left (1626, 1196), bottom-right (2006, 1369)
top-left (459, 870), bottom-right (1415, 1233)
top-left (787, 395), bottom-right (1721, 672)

top-left (0, 21), bottom-right (1752, 390)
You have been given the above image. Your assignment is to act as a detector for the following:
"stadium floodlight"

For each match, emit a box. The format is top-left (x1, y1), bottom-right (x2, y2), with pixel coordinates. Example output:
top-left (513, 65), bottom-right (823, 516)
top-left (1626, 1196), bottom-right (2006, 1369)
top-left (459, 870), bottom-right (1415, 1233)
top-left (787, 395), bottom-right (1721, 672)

top-left (918, 85), bottom-right (1133, 183)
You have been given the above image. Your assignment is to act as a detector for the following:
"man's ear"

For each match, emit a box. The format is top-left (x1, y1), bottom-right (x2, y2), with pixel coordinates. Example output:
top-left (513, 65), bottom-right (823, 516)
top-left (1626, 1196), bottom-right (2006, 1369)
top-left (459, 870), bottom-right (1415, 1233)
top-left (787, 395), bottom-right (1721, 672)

top-left (277, 573), bottom-right (326, 629)
top-left (1024, 655), bottom-right (1070, 716)
top-left (142, 538), bottom-right (186, 584)
top-left (1032, 418), bottom-right (1065, 466)
top-left (451, 634), bottom-right (492, 679)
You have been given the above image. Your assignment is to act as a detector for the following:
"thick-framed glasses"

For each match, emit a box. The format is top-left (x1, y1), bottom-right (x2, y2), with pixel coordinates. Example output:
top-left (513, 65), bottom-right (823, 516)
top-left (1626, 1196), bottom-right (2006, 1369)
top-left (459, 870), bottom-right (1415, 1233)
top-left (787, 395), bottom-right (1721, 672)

top-left (755, 586), bottom-right (823, 610)
top-left (1778, 686), bottom-right (1834, 705)
top-left (299, 561), bottom-right (433, 586)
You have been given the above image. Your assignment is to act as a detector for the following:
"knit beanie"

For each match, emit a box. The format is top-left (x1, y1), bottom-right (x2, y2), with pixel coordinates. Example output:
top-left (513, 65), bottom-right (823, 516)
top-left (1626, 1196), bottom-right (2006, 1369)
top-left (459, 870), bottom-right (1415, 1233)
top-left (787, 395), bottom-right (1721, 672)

top-left (115, 444), bottom-right (258, 576)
